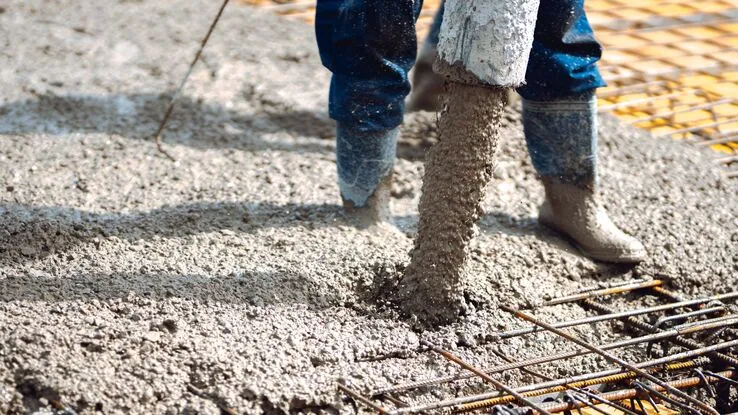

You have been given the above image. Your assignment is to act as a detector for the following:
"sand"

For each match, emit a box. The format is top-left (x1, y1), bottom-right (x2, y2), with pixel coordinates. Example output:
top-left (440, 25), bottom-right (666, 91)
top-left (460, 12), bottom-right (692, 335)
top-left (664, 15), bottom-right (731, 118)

top-left (0, 0), bottom-right (736, 414)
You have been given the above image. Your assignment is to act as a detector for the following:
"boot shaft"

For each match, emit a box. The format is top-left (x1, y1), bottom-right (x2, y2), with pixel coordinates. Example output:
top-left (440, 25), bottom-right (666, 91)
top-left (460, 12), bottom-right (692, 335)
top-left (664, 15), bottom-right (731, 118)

top-left (522, 91), bottom-right (598, 187)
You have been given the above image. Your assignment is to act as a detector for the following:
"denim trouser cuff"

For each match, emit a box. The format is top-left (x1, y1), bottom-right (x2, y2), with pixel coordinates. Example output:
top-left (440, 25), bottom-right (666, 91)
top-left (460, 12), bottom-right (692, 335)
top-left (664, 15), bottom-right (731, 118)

top-left (522, 91), bottom-right (598, 186)
top-left (336, 124), bottom-right (398, 206)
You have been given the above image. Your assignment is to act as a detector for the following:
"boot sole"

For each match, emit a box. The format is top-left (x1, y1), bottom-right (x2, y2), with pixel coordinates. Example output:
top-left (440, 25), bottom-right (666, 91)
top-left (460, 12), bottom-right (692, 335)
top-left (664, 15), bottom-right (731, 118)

top-left (538, 218), bottom-right (648, 264)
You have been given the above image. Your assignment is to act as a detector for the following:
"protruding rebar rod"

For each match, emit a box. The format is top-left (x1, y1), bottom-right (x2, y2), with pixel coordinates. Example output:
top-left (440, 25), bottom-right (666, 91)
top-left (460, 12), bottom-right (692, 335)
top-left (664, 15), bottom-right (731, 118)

top-left (381, 394), bottom-right (409, 409)
top-left (653, 305), bottom-right (727, 330)
top-left (650, 285), bottom-right (688, 302)
top-left (338, 383), bottom-right (389, 414)
top-left (583, 299), bottom-right (738, 368)
top-left (606, 32), bottom-right (738, 53)
top-left (454, 358), bottom-right (709, 413)
top-left (575, 278), bottom-right (658, 294)
top-left (371, 316), bottom-right (738, 396)
top-left (655, 116), bottom-right (738, 138)
top-left (598, 90), bottom-right (696, 112)
top-left (493, 291), bottom-right (738, 339)
top-left (598, 81), bottom-right (668, 98)
top-left (500, 305), bottom-right (720, 415)
top-left (601, 16), bottom-right (738, 35)
top-left (697, 135), bottom-right (738, 147)
top-left (542, 279), bottom-right (662, 306)
top-left (391, 338), bottom-right (735, 414)
top-left (711, 129), bottom-right (738, 139)
top-left (606, 63), bottom-right (738, 83)
top-left (151, 0), bottom-right (231, 161)
top-left (627, 98), bottom-right (737, 125)
top-left (716, 155), bottom-right (738, 165)
top-left (417, 340), bottom-right (552, 415)
top-left (499, 370), bottom-right (736, 415)
top-left (673, 314), bottom-right (738, 330)
top-left (600, 47), bottom-right (738, 74)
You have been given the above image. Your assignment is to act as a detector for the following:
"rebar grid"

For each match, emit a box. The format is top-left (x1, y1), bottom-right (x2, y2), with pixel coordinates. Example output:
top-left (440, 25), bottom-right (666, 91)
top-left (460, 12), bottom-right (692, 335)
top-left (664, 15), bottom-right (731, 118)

top-left (339, 280), bottom-right (738, 415)
top-left (499, 306), bottom-right (721, 414)
top-left (371, 316), bottom-right (737, 397)
top-left (591, 6), bottom-right (738, 174)
top-left (384, 342), bottom-right (737, 415)
top-left (419, 340), bottom-right (553, 415)
top-left (498, 370), bottom-right (737, 415)
top-left (453, 358), bottom-right (710, 413)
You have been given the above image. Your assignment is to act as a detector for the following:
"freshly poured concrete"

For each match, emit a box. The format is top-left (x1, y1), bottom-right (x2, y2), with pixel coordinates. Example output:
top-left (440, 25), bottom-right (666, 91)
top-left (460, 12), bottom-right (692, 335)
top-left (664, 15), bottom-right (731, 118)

top-left (0, 1), bottom-right (736, 413)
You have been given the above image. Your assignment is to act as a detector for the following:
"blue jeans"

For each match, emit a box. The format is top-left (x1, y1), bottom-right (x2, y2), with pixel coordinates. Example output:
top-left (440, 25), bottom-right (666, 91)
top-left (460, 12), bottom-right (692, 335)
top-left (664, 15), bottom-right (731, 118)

top-left (315, 0), bottom-right (423, 133)
top-left (315, 0), bottom-right (606, 132)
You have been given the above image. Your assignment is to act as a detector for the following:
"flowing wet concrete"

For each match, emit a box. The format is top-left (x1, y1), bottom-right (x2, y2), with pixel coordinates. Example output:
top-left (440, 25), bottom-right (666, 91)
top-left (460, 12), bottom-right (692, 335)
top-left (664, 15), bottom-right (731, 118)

top-left (399, 84), bottom-right (507, 327)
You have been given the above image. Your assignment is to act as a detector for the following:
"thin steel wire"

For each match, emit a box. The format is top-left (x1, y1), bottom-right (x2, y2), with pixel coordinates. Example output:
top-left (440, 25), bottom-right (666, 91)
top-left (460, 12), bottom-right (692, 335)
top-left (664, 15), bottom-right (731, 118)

top-left (152, 0), bottom-right (231, 161)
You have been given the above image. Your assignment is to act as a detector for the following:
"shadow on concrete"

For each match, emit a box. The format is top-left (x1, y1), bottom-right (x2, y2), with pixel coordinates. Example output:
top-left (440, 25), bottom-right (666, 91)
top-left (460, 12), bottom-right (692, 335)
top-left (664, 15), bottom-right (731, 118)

top-left (0, 201), bottom-right (350, 260)
top-left (0, 268), bottom-right (346, 308)
top-left (0, 92), bottom-right (336, 151)
top-left (0, 92), bottom-right (433, 160)
top-left (0, 201), bottom-right (356, 307)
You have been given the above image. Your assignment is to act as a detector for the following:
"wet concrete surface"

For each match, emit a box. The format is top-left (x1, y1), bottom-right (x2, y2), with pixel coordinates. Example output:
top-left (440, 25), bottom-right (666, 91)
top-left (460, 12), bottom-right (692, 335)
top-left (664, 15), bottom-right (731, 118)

top-left (1, 1), bottom-right (736, 413)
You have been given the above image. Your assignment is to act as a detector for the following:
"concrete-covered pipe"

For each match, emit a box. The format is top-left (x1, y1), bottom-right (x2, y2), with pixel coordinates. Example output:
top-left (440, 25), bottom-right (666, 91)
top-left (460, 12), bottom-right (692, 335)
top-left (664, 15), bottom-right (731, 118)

top-left (436, 0), bottom-right (540, 86)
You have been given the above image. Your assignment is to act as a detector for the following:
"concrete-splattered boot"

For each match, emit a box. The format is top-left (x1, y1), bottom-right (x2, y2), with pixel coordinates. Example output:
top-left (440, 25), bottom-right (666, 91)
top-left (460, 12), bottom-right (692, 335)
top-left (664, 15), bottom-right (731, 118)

top-left (406, 5), bottom-right (445, 113)
top-left (523, 92), bottom-right (647, 263)
top-left (398, 82), bottom-right (507, 326)
top-left (336, 123), bottom-right (398, 227)
top-left (406, 44), bottom-right (444, 112)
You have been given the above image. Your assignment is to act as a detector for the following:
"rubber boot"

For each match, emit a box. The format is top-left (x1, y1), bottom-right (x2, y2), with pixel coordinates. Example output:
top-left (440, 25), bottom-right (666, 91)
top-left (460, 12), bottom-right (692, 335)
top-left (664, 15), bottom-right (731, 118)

top-left (336, 123), bottom-right (398, 227)
top-left (406, 44), bottom-right (445, 112)
top-left (398, 82), bottom-right (507, 326)
top-left (523, 92), bottom-right (647, 263)
top-left (406, 5), bottom-right (445, 113)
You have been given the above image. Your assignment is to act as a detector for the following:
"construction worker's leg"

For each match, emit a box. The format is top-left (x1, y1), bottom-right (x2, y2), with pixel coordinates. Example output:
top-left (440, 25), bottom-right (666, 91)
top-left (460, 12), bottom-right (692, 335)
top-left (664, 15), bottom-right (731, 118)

top-left (407, 2), bottom-right (445, 112)
top-left (518, 0), bottom-right (647, 263)
top-left (399, 0), bottom-right (540, 326)
top-left (315, 0), bottom-right (421, 225)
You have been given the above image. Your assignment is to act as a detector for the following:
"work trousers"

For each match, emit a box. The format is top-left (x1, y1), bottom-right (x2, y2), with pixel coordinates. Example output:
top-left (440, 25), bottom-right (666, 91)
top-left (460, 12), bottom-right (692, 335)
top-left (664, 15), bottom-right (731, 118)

top-left (315, 0), bottom-right (606, 133)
